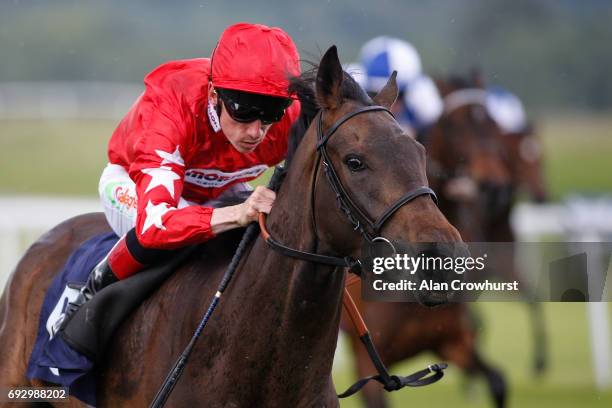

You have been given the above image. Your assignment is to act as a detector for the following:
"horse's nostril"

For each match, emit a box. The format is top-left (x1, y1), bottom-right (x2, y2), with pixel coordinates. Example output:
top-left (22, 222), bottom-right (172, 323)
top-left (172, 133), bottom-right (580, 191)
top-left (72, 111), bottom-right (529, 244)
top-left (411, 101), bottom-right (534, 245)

top-left (410, 242), bottom-right (470, 306)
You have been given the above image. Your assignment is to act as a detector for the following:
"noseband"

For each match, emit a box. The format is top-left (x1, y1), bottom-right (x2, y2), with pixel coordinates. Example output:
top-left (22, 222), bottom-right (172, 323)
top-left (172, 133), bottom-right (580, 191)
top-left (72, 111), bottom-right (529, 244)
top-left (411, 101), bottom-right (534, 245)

top-left (257, 105), bottom-right (447, 396)
top-left (151, 105), bottom-right (446, 408)
top-left (261, 104), bottom-right (437, 273)
top-left (314, 105), bottom-right (437, 243)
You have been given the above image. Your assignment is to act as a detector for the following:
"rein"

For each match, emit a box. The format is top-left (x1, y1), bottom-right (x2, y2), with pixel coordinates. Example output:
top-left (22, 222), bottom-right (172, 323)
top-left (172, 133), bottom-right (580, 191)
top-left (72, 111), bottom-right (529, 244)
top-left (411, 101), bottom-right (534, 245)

top-left (150, 105), bottom-right (446, 407)
top-left (315, 106), bottom-right (437, 242)
top-left (259, 211), bottom-right (362, 274)
top-left (259, 211), bottom-right (446, 397)
top-left (259, 105), bottom-right (447, 398)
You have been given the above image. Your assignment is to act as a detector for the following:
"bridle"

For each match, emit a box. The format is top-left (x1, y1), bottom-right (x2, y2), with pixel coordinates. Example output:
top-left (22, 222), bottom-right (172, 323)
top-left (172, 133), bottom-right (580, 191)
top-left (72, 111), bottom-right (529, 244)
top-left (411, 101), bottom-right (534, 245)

top-left (261, 104), bottom-right (438, 272)
top-left (314, 105), bottom-right (438, 242)
top-left (150, 104), bottom-right (446, 408)
top-left (258, 104), bottom-right (446, 397)
top-left (442, 88), bottom-right (488, 115)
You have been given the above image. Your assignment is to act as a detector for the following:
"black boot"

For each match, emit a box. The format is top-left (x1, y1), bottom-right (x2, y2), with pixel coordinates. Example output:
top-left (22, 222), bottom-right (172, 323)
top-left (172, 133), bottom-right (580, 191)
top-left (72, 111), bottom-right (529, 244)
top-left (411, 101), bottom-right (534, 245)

top-left (56, 257), bottom-right (119, 332)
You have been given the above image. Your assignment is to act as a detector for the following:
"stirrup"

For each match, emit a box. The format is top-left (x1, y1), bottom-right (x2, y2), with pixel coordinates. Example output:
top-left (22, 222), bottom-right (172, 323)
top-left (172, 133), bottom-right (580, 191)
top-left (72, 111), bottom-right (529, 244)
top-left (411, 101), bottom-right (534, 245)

top-left (56, 285), bottom-right (94, 332)
top-left (57, 258), bottom-right (117, 332)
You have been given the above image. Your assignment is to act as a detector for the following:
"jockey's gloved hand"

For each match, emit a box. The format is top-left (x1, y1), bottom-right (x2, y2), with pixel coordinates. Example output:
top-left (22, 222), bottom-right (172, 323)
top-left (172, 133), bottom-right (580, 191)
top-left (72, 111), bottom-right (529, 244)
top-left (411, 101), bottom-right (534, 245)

top-left (210, 186), bottom-right (276, 234)
top-left (238, 186), bottom-right (276, 226)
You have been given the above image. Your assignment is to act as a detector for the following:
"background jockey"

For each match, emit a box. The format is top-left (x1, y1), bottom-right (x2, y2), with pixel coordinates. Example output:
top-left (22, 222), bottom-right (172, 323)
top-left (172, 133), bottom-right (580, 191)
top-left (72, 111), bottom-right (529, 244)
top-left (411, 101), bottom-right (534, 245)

top-left (351, 36), bottom-right (444, 137)
top-left (58, 23), bottom-right (301, 328)
top-left (485, 85), bottom-right (529, 135)
top-left (349, 36), bottom-right (532, 142)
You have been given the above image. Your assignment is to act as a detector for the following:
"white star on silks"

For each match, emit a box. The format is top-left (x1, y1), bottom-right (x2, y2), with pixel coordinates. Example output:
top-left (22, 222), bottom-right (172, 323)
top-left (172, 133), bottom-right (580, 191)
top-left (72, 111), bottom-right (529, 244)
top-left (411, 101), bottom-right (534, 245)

top-left (156, 146), bottom-right (185, 167)
top-left (141, 200), bottom-right (175, 235)
top-left (141, 166), bottom-right (181, 197)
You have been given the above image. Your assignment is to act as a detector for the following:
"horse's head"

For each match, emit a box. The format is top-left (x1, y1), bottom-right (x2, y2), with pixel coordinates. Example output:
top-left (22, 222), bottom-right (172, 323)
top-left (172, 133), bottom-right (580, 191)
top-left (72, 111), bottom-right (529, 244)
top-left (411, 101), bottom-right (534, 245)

top-left (502, 124), bottom-right (548, 203)
top-left (432, 74), bottom-right (513, 189)
top-left (274, 46), bottom-right (462, 306)
top-left (425, 73), bottom-right (515, 238)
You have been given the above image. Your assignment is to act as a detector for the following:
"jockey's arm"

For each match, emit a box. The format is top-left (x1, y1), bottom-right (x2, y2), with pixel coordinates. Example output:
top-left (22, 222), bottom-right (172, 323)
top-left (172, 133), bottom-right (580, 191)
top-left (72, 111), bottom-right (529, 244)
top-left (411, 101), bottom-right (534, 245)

top-left (210, 186), bottom-right (276, 235)
top-left (129, 129), bottom-right (277, 249)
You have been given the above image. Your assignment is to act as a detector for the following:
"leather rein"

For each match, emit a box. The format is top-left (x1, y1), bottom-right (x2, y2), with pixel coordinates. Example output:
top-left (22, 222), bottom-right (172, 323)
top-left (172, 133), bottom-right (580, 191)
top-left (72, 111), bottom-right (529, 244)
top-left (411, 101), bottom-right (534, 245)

top-left (261, 105), bottom-right (438, 272)
top-left (258, 105), bottom-right (447, 398)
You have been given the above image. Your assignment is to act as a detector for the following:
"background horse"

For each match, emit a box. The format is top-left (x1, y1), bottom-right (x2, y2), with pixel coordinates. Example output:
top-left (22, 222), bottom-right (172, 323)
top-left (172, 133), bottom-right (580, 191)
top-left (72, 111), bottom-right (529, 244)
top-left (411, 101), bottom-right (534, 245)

top-left (0, 46), bottom-right (461, 407)
top-left (340, 73), bottom-right (511, 408)
top-left (340, 71), bottom-right (551, 408)
top-left (501, 123), bottom-right (548, 205)
top-left (429, 73), bottom-right (548, 374)
top-left (427, 74), bottom-right (514, 242)
top-left (340, 283), bottom-right (506, 408)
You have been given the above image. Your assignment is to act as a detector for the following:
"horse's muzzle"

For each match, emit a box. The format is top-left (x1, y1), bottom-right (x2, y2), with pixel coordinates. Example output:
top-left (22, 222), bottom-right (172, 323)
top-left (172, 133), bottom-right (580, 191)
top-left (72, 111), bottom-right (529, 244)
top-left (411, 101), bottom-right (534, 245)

top-left (412, 242), bottom-right (467, 307)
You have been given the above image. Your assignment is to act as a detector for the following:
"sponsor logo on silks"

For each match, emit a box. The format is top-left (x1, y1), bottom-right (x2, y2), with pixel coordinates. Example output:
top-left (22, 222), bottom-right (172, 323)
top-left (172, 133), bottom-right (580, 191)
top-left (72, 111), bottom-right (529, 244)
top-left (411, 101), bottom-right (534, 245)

top-left (105, 182), bottom-right (138, 212)
top-left (104, 182), bottom-right (123, 207)
top-left (114, 186), bottom-right (138, 211)
top-left (185, 165), bottom-right (267, 188)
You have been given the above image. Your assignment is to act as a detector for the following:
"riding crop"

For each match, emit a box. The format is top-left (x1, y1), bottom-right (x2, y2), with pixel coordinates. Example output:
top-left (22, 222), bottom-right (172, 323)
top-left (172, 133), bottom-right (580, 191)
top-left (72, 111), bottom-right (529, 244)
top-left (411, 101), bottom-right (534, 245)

top-left (149, 169), bottom-right (286, 408)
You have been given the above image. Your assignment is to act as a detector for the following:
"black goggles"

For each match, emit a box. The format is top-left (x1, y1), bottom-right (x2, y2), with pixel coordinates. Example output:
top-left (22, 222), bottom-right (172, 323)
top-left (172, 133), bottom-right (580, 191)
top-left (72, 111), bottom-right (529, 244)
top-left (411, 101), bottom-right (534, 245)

top-left (216, 88), bottom-right (292, 125)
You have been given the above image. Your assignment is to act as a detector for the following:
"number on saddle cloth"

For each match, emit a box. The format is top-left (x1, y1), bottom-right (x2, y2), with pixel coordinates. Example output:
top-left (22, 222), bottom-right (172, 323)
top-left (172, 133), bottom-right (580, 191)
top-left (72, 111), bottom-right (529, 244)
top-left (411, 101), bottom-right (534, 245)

top-left (27, 232), bottom-right (197, 404)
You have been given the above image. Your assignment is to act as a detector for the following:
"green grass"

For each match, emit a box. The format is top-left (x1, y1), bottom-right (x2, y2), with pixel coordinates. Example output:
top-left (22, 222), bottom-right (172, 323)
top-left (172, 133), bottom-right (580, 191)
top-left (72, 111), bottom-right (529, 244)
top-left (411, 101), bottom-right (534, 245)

top-left (539, 114), bottom-right (612, 200)
top-left (1, 117), bottom-right (612, 406)
top-left (1, 114), bottom-right (611, 197)
top-left (0, 119), bottom-right (114, 195)
top-left (334, 303), bottom-right (612, 407)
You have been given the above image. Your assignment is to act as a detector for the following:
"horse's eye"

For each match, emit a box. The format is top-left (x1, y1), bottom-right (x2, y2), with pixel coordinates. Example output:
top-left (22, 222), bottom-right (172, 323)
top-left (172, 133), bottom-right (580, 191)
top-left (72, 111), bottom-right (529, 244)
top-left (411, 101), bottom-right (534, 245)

top-left (344, 155), bottom-right (365, 172)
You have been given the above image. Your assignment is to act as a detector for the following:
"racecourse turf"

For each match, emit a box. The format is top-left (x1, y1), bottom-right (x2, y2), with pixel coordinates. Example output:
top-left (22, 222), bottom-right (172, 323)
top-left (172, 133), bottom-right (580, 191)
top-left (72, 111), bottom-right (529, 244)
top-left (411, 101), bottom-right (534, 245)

top-left (0, 113), bottom-right (611, 198)
top-left (1, 116), bottom-right (611, 407)
top-left (333, 302), bottom-right (612, 407)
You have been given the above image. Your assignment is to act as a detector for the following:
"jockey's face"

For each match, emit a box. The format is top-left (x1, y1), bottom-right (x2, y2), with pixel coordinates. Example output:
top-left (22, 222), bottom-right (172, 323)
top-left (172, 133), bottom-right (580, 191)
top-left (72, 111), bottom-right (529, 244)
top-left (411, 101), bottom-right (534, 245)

top-left (208, 83), bottom-right (273, 154)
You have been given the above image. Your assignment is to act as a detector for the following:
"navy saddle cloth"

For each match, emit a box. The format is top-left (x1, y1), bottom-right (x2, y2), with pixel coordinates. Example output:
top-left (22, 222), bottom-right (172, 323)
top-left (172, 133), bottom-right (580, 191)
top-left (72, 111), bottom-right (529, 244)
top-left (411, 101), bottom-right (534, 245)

top-left (27, 232), bottom-right (195, 406)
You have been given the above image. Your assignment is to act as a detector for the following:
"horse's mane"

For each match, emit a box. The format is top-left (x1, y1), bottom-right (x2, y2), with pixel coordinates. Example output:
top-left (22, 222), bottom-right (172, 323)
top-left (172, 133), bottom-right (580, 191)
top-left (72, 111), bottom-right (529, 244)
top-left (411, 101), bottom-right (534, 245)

top-left (284, 65), bottom-right (372, 167)
top-left (446, 75), bottom-right (474, 89)
top-left (446, 70), bottom-right (485, 90)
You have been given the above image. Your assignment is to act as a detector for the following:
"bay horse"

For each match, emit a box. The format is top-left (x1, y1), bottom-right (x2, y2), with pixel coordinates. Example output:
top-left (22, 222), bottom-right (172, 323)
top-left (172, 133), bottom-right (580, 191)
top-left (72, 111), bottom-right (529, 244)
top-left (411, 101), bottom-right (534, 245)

top-left (341, 74), bottom-right (510, 408)
top-left (500, 123), bottom-right (548, 204)
top-left (426, 74), bottom-right (514, 241)
top-left (0, 46), bottom-right (461, 407)
top-left (428, 73), bottom-right (548, 373)
top-left (339, 73), bottom-right (544, 408)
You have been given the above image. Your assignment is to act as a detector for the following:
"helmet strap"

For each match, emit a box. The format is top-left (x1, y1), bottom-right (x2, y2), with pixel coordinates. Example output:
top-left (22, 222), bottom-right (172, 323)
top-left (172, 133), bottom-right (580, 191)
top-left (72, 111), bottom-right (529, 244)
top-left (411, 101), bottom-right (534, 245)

top-left (207, 100), bottom-right (222, 133)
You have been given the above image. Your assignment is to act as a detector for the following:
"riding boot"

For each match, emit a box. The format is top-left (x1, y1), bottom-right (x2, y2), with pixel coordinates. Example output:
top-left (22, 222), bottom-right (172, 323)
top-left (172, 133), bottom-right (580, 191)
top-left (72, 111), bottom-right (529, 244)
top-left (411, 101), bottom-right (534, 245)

top-left (61, 256), bottom-right (119, 322)
top-left (57, 234), bottom-right (144, 331)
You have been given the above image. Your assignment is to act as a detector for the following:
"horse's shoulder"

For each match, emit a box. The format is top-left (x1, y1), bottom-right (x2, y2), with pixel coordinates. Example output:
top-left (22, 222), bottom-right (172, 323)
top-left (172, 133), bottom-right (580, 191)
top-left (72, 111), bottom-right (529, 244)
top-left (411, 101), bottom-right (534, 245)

top-left (105, 228), bottom-right (250, 382)
top-left (142, 227), bottom-right (249, 306)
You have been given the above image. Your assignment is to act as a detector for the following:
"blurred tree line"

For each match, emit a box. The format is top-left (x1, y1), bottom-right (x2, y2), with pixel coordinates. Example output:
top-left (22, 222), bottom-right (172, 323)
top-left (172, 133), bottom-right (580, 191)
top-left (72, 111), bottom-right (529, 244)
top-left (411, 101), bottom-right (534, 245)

top-left (1, 0), bottom-right (611, 113)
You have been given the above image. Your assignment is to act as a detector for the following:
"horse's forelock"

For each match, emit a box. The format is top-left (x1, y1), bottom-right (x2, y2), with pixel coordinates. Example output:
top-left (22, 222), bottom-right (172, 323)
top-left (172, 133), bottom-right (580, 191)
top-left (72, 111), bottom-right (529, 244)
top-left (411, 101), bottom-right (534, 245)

top-left (285, 65), bottom-right (372, 168)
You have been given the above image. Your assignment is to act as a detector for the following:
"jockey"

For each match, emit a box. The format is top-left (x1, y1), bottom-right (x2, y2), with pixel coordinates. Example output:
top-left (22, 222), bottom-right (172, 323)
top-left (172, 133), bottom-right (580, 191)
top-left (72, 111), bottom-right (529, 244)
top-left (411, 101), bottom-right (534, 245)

top-left (60, 23), bottom-right (301, 326)
top-left (485, 86), bottom-right (528, 134)
top-left (357, 36), bottom-right (443, 135)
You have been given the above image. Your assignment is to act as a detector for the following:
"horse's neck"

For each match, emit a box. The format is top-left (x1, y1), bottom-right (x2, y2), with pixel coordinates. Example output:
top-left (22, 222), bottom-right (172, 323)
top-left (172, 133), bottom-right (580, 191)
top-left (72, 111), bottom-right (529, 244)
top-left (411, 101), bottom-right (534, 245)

top-left (236, 236), bottom-right (345, 384)
top-left (213, 156), bottom-right (345, 398)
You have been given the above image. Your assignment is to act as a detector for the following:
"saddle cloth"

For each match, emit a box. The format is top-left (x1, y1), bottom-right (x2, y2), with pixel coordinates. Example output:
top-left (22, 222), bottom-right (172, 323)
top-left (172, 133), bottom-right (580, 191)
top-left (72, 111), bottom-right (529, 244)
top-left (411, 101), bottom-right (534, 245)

top-left (27, 232), bottom-right (195, 406)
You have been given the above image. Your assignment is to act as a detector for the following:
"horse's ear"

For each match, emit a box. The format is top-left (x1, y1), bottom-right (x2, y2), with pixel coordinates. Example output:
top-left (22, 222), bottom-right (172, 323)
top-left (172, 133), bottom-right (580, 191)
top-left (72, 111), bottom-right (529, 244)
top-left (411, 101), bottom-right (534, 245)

top-left (316, 46), bottom-right (343, 110)
top-left (471, 67), bottom-right (485, 88)
top-left (433, 76), bottom-right (449, 96)
top-left (373, 71), bottom-right (398, 108)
